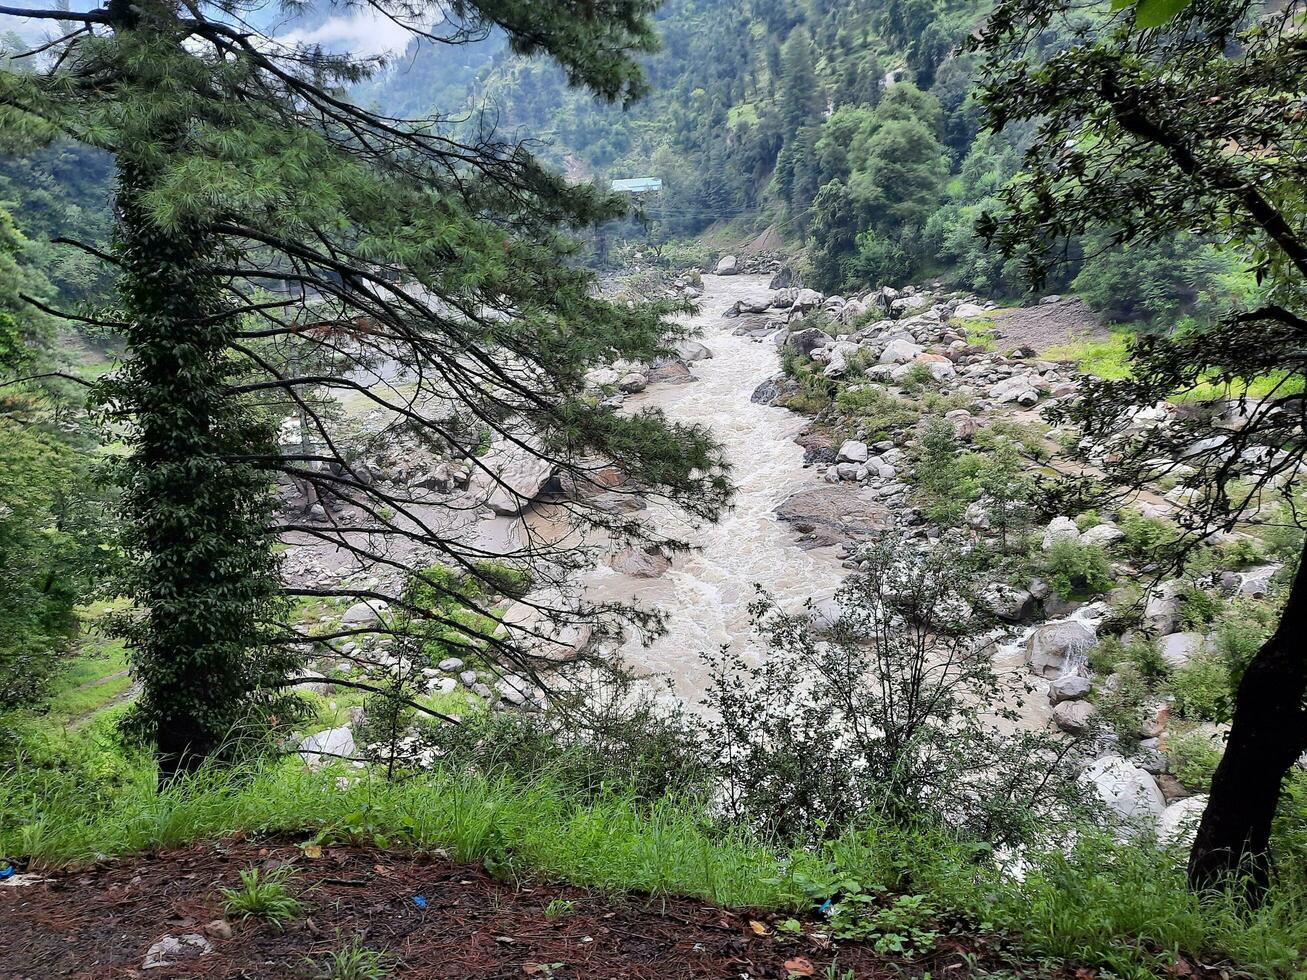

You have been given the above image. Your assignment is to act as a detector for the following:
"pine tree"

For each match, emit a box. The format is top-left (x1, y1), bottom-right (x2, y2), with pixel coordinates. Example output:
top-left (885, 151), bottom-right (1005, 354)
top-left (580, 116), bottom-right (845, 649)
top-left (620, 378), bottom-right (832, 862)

top-left (0, 0), bottom-right (730, 780)
top-left (779, 27), bottom-right (822, 139)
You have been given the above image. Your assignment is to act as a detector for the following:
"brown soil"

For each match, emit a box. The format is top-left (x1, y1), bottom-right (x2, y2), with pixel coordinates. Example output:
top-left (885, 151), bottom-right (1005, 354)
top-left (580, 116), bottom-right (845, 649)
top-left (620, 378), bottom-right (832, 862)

top-left (0, 841), bottom-right (1098, 980)
top-left (988, 298), bottom-right (1110, 354)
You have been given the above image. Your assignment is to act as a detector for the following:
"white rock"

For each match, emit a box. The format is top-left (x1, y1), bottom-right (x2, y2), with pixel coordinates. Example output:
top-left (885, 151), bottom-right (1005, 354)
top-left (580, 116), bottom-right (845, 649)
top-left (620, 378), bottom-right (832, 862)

top-left (1048, 675), bottom-right (1092, 703)
top-left (1041, 516), bottom-right (1081, 550)
top-left (144, 934), bottom-right (213, 970)
top-left (1158, 631), bottom-right (1211, 668)
top-left (673, 339), bottom-right (712, 362)
top-left (1079, 524), bottom-right (1125, 547)
top-left (879, 338), bottom-right (924, 364)
top-left (1083, 755), bottom-right (1166, 832)
top-left (438, 657), bottom-right (464, 671)
top-left (298, 726), bottom-right (355, 769)
top-left (1159, 796), bottom-right (1208, 847)
top-left (837, 440), bottom-right (869, 463)
top-left (1053, 699), bottom-right (1097, 735)
top-left (953, 302), bottom-right (987, 318)
top-left (341, 599), bottom-right (388, 626)
top-left (715, 254), bottom-right (738, 275)
top-left (479, 434), bottom-right (556, 516)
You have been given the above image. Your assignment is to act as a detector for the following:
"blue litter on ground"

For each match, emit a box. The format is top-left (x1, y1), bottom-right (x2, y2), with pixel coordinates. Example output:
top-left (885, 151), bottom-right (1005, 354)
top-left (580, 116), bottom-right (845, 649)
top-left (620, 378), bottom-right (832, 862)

top-left (413, 895), bottom-right (427, 909)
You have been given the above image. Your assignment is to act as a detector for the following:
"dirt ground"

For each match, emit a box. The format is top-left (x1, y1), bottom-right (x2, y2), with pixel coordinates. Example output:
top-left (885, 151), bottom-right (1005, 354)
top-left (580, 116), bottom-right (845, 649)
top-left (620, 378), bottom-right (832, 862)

top-left (988, 298), bottom-right (1110, 353)
top-left (0, 840), bottom-right (1114, 979)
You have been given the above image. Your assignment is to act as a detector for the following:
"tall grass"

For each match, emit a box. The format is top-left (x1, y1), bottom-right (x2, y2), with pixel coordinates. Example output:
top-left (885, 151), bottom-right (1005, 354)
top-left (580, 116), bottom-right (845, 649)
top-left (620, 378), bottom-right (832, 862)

top-left (2, 756), bottom-right (1304, 977)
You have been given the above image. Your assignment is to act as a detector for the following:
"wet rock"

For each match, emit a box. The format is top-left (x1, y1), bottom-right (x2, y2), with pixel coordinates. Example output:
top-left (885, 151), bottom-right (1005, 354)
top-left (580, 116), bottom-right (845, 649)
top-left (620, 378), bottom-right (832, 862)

top-left (648, 359), bottom-right (695, 384)
top-left (983, 584), bottom-right (1039, 623)
top-left (673, 339), bottom-right (712, 362)
top-left (610, 545), bottom-right (672, 578)
top-left (1026, 619), bottom-right (1096, 677)
top-left (144, 934), bottom-right (213, 970)
top-left (618, 373), bottom-right (648, 393)
top-left (776, 486), bottom-right (888, 548)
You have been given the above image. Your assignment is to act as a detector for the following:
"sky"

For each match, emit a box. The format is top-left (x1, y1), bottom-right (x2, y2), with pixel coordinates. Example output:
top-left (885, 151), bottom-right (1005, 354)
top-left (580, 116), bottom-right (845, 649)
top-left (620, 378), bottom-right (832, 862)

top-left (0, 1), bottom-right (423, 58)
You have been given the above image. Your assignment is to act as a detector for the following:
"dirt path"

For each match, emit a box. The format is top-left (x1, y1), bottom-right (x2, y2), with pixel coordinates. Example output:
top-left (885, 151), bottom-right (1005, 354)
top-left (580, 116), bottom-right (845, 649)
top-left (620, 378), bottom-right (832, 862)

top-left (0, 842), bottom-right (1096, 979)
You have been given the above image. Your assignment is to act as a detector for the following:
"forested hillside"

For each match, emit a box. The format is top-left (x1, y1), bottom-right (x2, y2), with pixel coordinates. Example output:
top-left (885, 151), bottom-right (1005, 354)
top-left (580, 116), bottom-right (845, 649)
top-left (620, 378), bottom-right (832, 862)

top-left (364, 0), bottom-right (1250, 323)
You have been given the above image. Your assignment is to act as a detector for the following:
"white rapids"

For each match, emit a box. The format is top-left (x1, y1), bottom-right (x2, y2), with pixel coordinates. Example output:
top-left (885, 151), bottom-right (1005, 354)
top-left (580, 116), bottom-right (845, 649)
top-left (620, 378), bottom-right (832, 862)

top-left (584, 273), bottom-right (847, 700)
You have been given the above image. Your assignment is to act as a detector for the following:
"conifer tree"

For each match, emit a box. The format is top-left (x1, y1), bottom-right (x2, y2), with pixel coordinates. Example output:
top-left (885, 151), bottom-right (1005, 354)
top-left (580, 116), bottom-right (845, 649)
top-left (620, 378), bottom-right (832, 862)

top-left (0, 0), bottom-right (729, 780)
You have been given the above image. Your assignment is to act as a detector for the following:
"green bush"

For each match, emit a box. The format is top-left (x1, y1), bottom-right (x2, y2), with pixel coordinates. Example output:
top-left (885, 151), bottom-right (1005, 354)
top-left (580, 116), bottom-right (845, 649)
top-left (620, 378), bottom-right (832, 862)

top-left (1167, 653), bottom-right (1236, 723)
top-left (1043, 539), bottom-right (1114, 600)
top-left (1087, 635), bottom-right (1169, 684)
top-left (1090, 663), bottom-right (1149, 747)
top-left (1118, 511), bottom-right (1178, 563)
top-left (1168, 729), bottom-right (1223, 792)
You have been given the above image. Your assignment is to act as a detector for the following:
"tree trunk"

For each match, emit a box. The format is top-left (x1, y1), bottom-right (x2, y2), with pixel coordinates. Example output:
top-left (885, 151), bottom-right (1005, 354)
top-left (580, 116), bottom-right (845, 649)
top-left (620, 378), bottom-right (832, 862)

top-left (113, 144), bottom-right (286, 786)
top-left (1188, 539), bottom-right (1307, 892)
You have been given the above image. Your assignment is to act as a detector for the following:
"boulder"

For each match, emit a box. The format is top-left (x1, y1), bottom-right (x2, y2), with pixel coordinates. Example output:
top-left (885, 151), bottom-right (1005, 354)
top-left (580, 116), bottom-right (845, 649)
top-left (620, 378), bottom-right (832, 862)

top-left (913, 352), bottom-right (955, 379)
top-left (480, 436), bottom-right (556, 516)
top-left (298, 726), bottom-right (355, 768)
top-left (1159, 796), bottom-right (1208, 847)
top-left (618, 373), bottom-right (648, 393)
top-left (1048, 675), bottom-right (1092, 704)
top-left (983, 584), bottom-right (1039, 623)
top-left (1158, 631), bottom-right (1211, 668)
top-left (786, 327), bottom-right (832, 358)
top-left (438, 657), bottom-right (464, 671)
top-left (715, 254), bottom-right (738, 275)
top-left (879, 338), bottom-right (924, 364)
top-left (1237, 565), bottom-right (1278, 597)
top-left (1083, 754), bottom-right (1166, 831)
top-left (793, 288), bottom-right (824, 309)
top-left (610, 545), bottom-right (672, 578)
top-left (341, 599), bottom-right (388, 627)
top-left (946, 409), bottom-right (980, 441)
top-left (648, 359), bottom-right (694, 384)
top-left (673, 339), bottom-right (713, 362)
top-left (837, 440), bottom-right (869, 463)
top-left (953, 302), bottom-right (987, 319)
top-left (1026, 619), bottom-right (1096, 677)
top-left (1079, 523), bottom-right (1125, 548)
top-left (1143, 580), bottom-right (1185, 635)
top-left (1041, 516), bottom-right (1081, 550)
top-left (1052, 699), bottom-right (1097, 735)
top-left (495, 674), bottom-right (532, 706)
top-left (776, 486), bottom-right (888, 548)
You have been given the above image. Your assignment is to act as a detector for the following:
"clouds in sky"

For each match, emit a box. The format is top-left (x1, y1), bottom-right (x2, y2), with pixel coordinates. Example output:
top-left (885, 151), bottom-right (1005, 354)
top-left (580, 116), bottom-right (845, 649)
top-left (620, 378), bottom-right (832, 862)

top-left (278, 7), bottom-right (419, 59)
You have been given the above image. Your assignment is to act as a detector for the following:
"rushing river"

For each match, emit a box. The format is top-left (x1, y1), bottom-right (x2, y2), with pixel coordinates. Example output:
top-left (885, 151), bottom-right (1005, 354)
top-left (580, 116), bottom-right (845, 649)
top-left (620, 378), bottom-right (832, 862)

top-left (585, 273), bottom-right (848, 700)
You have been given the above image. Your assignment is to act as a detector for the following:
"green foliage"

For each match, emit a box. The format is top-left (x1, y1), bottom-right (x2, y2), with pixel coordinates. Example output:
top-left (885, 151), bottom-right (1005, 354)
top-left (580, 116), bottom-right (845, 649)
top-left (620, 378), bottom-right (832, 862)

top-left (912, 416), bottom-right (978, 526)
top-left (1168, 729), bottom-right (1223, 793)
top-left (1167, 654), bottom-right (1236, 724)
top-left (220, 866), bottom-right (304, 927)
top-left (1090, 663), bottom-right (1149, 749)
top-left (318, 935), bottom-right (391, 980)
top-left (976, 439), bottom-right (1030, 550)
top-left (1042, 539), bottom-right (1113, 601)
top-left (1117, 511), bottom-right (1179, 564)
top-left (0, 420), bottom-right (99, 714)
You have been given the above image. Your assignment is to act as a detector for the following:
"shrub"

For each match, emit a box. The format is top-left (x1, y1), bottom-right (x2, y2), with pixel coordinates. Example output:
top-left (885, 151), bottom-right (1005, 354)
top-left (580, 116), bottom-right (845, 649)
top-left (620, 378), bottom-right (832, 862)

top-left (702, 532), bottom-right (1084, 846)
top-left (1118, 510), bottom-right (1178, 563)
top-left (1090, 663), bottom-right (1149, 748)
top-left (1168, 729), bottom-right (1223, 792)
top-left (912, 417), bottom-right (979, 526)
top-left (1087, 635), bottom-right (1168, 684)
top-left (1043, 539), bottom-right (1114, 600)
top-left (471, 560), bottom-right (533, 599)
top-left (1167, 653), bottom-right (1236, 723)
top-left (319, 935), bottom-right (390, 980)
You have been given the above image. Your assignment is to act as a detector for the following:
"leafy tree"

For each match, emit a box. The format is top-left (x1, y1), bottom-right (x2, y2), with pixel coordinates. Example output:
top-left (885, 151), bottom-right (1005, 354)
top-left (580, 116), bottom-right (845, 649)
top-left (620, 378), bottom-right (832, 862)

top-left (977, 439), bottom-right (1031, 550)
top-left (0, 0), bottom-right (728, 780)
top-left (972, 0), bottom-right (1306, 892)
top-left (849, 115), bottom-right (949, 231)
top-left (704, 532), bottom-right (1083, 846)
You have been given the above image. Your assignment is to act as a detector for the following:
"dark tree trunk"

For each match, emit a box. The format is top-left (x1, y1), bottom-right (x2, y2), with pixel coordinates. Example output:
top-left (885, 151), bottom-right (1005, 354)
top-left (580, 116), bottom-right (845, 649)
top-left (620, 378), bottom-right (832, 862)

top-left (1188, 539), bottom-right (1307, 892)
